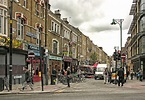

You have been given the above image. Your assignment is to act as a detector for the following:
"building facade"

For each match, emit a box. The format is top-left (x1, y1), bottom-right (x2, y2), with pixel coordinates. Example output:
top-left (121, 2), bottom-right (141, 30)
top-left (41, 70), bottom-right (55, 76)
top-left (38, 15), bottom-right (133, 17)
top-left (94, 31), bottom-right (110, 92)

top-left (128, 0), bottom-right (145, 78)
top-left (0, 0), bottom-right (111, 84)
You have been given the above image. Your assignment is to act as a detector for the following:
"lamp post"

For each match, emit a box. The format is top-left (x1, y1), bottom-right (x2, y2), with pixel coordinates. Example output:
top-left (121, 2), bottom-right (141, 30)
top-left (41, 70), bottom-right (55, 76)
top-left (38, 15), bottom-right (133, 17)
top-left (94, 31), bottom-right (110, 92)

top-left (39, 27), bottom-right (44, 91)
top-left (111, 19), bottom-right (124, 68)
top-left (9, 0), bottom-right (13, 91)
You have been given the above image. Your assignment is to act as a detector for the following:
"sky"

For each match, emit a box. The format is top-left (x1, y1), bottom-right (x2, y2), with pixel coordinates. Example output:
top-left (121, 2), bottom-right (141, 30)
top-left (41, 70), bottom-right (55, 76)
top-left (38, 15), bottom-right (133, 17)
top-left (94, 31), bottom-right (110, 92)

top-left (49, 0), bottom-right (133, 56)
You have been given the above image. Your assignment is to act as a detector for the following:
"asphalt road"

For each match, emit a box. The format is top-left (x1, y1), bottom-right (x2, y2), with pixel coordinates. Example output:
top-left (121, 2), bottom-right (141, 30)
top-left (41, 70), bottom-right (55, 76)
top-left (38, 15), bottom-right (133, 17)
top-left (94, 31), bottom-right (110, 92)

top-left (1, 79), bottom-right (145, 100)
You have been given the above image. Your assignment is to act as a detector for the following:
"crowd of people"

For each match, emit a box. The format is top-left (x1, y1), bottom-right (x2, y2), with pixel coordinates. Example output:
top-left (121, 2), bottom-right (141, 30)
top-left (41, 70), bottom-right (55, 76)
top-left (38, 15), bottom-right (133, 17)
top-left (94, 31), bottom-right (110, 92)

top-left (103, 67), bottom-right (144, 87)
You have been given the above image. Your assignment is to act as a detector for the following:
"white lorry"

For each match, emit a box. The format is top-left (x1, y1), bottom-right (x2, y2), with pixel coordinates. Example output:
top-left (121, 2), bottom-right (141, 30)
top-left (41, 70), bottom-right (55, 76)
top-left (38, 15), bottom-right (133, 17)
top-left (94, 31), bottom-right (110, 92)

top-left (94, 64), bottom-right (107, 80)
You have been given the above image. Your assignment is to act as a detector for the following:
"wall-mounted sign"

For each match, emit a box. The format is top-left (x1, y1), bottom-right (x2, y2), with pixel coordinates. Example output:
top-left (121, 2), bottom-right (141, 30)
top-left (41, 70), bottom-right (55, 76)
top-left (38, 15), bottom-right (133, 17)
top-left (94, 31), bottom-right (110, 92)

top-left (28, 44), bottom-right (39, 51)
top-left (26, 32), bottom-right (37, 39)
top-left (0, 36), bottom-right (23, 49)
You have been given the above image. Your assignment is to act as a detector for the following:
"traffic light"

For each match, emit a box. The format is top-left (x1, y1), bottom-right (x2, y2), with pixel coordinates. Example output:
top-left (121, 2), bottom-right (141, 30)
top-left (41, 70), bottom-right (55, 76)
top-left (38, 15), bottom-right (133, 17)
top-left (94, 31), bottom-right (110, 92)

top-left (113, 51), bottom-right (117, 61)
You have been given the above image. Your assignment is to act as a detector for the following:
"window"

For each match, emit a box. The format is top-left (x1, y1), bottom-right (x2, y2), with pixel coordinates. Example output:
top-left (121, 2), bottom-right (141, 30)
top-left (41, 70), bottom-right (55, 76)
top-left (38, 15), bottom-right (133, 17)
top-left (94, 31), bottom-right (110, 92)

top-left (72, 47), bottom-right (76, 57)
top-left (139, 16), bottom-right (145, 32)
top-left (139, 36), bottom-right (145, 54)
top-left (140, 0), bottom-right (145, 12)
top-left (72, 33), bottom-right (77, 43)
top-left (17, 17), bottom-right (24, 39)
top-left (35, 2), bottom-right (39, 15)
top-left (51, 20), bottom-right (60, 34)
top-left (40, 6), bottom-right (44, 18)
top-left (0, 8), bottom-right (7, 36)
top-left (64, 29), bottom-right (70, 39)
top-left (23, 0), bottom-right (27, 8)
top-left (53, 40), bottom-right (58, 54)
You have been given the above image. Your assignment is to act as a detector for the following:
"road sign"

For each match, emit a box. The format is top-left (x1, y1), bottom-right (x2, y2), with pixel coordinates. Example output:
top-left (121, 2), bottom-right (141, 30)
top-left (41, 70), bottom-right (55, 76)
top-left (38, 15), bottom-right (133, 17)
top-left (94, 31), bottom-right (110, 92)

top-left (28, 52), bottom-right (35, 58)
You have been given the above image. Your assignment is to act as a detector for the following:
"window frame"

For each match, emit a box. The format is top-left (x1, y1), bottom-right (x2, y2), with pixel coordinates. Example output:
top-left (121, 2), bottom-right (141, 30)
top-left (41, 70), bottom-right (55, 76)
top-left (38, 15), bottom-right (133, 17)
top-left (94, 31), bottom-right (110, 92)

top-left (0, 8), bottom-right (7, 36)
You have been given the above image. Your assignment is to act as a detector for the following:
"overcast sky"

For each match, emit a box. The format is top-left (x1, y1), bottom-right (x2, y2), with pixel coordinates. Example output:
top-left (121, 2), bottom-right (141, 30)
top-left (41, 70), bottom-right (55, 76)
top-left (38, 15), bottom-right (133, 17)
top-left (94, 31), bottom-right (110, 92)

top-left (49, 0), bottom-right (133, 56)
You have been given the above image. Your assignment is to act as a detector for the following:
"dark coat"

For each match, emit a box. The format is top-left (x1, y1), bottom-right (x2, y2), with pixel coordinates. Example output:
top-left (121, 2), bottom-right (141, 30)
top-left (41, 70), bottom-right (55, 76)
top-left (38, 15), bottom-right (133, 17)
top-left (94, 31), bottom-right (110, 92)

top-left (118, 68), bottom-right (124, 79)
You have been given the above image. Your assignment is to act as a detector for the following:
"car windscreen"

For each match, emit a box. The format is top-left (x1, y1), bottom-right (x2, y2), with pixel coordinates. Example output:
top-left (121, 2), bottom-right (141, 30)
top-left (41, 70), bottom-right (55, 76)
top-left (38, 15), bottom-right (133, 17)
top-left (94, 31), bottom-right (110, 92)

top-left (96, 67), bottom-right (104, 72)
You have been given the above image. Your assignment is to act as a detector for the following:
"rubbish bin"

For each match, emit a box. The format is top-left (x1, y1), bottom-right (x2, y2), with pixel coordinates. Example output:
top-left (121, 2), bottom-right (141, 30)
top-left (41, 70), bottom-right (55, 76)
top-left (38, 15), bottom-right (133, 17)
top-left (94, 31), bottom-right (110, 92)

top-left (0, 78), bottom-right (4, 91)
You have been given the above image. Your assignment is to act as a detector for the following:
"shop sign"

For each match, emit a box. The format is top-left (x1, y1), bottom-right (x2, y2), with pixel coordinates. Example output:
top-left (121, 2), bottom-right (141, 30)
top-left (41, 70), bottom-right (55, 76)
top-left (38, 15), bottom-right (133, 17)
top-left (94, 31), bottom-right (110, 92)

top-left (49, 55), bottom-right (62, 61)
top-left (63, 56), bottom-right (72, 62)
top-left (28, 44), bottom-right (39, 51)
top-left (28, 50), bottom-right (40, 56)
top-left (26, 32), bottom-right (37, 39)
top-left (0, 36), bottom-right (22, 49)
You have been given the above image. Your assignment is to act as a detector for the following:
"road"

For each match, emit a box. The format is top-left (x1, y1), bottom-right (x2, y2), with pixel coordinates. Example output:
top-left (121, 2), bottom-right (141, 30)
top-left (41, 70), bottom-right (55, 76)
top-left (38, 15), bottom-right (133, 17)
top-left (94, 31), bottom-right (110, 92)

top-left (1, 79), bottom-right (145, 100)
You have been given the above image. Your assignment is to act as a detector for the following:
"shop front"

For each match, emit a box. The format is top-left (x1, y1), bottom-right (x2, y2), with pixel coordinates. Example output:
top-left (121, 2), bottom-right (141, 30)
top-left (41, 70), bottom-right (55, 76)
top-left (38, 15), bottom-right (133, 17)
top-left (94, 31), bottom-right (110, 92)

top-left (131, 54), bottom-right (145, 79)
top-left (48, 55), bottom-right (62, 78)
top-left (63, 56), bottom-right (72, 71)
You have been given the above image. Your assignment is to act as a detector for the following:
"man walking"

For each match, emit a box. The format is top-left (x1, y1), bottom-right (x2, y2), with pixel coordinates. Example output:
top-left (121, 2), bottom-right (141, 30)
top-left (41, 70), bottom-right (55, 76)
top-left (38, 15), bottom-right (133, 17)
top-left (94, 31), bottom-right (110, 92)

top-left (66, 67), bottom-right (71, 87)
top-left (103, 68), bottom-right (108, 84)
top-left (117, 67), bottom-right (124, 86)
top-left (21, 67), bottom-right (33, 91)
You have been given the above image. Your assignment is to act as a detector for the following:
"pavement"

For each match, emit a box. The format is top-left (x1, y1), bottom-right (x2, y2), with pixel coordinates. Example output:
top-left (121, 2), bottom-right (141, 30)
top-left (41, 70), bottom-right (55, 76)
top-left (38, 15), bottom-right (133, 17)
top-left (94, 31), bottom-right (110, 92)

top-left (0, 78), bottom-right (145, 95)
top-left (0, 81), bottom-right (68, 95)
top-left (124, 79), bottom-right (145, 89)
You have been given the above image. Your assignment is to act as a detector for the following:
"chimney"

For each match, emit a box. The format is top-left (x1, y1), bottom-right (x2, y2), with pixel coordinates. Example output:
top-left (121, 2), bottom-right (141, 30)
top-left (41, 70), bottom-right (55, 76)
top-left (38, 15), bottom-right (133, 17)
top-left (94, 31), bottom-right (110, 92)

top-left (63, 18), bottom-right (69, 24)
top-left (54, 10), bottom-right (61, 18)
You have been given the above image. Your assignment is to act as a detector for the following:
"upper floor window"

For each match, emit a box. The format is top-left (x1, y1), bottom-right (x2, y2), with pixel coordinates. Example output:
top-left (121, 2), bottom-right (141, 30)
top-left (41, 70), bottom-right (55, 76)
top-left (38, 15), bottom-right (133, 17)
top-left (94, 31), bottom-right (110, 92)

top-left (64, 29), bottom-right (70, 39)
top-left (35, 2), bottom-right (39, 16)
top-left (53, 40), bottom-right (58, 54)
top-left (40, 6), bottom-right (44, 18)
top-left (0, 0), bottom-right (7, 6)
top-left (72, 33), bottom-right (77, 43)
top-left (35, 23), bottom-right (43, 45)
top-left (140, 0), bottom-right (145, 12)
top-left (17, 17), bottom-right (24, 39)
top-left (23, 0), bottom-right (27, 8)
top-left (139, 16), bottom-right (145, 32)
top-left (72, 47), bottom-right (76, 58)
top-left (0, 8), bottom-right (7, 36)
top-left (51, 21), bottom-right (60, 34)
top-left (139, 36), bottom-right (145, 54)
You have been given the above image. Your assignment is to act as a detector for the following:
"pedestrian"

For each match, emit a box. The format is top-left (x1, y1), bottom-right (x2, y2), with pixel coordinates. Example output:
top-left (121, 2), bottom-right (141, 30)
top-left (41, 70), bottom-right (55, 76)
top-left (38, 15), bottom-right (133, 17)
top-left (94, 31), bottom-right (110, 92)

top-left (66, 67), bottom-right (71, 87)
top-left (117, 67), bottom-right (124, 86)
top-left (51, 67), bottom-right (57, 85)
top-left (77, 68), bottom-right (82, 82)
top-left (21, 66), bottom-right (33, 91)
top-left (126, 70), bottom-right (130, 80)
top-left (107, 70), bottom-right (112, 83)
top-left (130, 69), bottom-right (134, 80)
top-left (103, 68), bottom-right (108, 84)
top-left (139, 69), bottom-right (143, 81)
top-left (3, 77), bottom-right (9, 91)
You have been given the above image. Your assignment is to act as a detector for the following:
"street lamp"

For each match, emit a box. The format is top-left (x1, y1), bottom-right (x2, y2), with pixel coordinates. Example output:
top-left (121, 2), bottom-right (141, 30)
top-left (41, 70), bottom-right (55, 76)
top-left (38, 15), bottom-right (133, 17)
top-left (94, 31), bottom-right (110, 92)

top-left (9, 0), bottom-right (13, 91)
top-left (39, 27), bottom-right (44, 91)
top-left (111, 19), bottom-right (124, 68)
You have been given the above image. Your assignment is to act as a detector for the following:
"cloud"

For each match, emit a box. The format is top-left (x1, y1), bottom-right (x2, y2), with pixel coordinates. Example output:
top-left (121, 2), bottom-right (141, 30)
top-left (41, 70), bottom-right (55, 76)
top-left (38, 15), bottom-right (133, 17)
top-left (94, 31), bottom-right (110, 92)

top-left (49, 0), bottom-right (133, 55)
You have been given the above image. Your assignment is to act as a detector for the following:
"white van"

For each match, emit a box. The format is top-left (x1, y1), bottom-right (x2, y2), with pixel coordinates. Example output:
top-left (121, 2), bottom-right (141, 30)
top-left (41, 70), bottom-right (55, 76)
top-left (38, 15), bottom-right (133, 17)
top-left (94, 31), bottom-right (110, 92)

top-left (94, 64), bottom-right (107, 80)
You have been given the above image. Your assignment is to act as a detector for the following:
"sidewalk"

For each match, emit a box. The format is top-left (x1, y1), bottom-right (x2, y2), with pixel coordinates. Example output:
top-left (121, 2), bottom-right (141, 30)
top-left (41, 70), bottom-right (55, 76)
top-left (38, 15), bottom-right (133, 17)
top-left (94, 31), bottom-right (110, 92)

top-left (123, 79), bottom-right (145, 90)
top-left (0, 82), bottom-right (67, 95)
